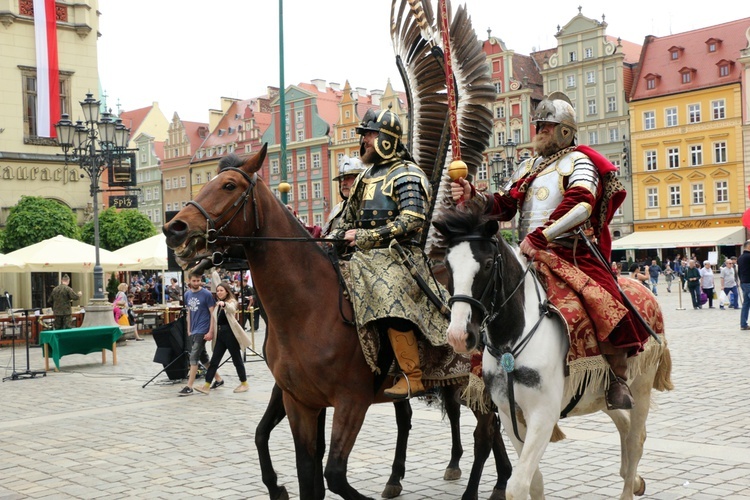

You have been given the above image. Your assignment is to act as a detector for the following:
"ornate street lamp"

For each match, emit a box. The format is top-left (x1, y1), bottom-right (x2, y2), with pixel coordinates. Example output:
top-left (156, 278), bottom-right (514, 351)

top-left (55, 93), bottom-right (131, 305)
top-left (502, 139), bottom-right (518, 180)
top-left (490, 152), bottom-right (504, 190)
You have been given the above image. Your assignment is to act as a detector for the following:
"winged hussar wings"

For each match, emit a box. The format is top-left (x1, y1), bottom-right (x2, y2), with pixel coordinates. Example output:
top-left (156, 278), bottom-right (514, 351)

top-left (390, 0), bottom-right (494, 257)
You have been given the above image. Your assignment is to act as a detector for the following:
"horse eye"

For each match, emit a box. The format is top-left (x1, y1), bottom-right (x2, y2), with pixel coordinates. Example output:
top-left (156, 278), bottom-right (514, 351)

top-left (484, 259), bottom-right (493, 271)
top-left (223, 183), bottom-right (236, 191)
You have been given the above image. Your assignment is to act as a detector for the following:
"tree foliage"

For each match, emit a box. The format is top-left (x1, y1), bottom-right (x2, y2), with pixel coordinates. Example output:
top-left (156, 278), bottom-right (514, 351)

top-left (81, 207), bottom-right (157, 251)
top-left (2, 196), bottom-right (79, 253)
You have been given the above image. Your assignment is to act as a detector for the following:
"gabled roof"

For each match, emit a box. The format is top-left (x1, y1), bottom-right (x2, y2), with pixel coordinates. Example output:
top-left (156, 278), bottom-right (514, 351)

top-left (119, 105), bottom-right (151, 135)
top-left (297, 82), bottom-right (342, 128)
top-left (631, 17), bottom-right (750, 101)
top-left (530, 47), bottom-right (556, 70)
top-left (199, 99), bottom-right (255, 149)
top-left (511, 53), bottom-right (544, 100)
top-left (183, 121), bottom-right (210, 152)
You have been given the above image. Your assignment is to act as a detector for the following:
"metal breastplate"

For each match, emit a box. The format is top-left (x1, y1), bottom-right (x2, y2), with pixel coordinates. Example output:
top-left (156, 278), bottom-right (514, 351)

top-left (354, 166), bottom-right (399, 229)
top-left (517, 153), bottom-right (579, 239)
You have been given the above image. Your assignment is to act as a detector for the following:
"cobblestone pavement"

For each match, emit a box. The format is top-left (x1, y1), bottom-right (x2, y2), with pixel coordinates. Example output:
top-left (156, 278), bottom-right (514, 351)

top-left (1, 280), bottom-right (749, 499)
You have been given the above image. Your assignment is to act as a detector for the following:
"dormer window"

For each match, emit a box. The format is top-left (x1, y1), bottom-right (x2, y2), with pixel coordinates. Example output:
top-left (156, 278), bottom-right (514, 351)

top-left (218, 129), bottom-right (225, 137)
top-left (679, 67), bottom-right (696, 84)
top-left (644, 73), bottom-right (661, 90)
top-left (705, 37), bottom-right (722, 53)
top-left (717, 59), bottom-right (734, 77)
top-left (668, 46), bottom-right (684, 60)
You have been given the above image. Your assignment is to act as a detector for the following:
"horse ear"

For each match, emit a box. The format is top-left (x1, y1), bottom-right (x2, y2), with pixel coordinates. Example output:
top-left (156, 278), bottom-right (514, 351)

top-left (484, 220), bottom-right (499, 238)
top-left (241, 143), bottom-right (268, 175)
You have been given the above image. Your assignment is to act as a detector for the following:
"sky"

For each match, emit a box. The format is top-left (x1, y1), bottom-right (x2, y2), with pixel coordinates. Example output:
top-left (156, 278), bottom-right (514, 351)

top-left (97, 0), bottom-right (749, 123)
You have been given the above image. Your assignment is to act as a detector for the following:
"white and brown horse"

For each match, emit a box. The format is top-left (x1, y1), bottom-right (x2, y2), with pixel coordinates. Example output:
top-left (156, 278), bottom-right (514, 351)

top-left (434, 205), bottom-right (673, 500)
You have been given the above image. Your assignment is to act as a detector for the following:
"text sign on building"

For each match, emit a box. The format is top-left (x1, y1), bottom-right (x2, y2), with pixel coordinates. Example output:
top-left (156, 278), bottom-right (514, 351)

top-left (109, 195), bottom-right (138, 209)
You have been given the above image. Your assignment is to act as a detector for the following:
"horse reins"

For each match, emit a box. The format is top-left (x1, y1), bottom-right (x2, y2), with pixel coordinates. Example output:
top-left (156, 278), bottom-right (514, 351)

top-left (447, 235), bottom-right (552, 443)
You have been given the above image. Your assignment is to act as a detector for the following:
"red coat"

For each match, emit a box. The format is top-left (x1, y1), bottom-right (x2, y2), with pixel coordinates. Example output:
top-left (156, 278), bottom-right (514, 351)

top-left (487, 146), bottom-right (647, 353)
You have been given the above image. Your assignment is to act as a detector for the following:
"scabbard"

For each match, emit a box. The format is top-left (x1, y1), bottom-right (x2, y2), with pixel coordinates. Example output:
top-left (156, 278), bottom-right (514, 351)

top-left (574, 229), bottom-right (661, 345)
top-left (389, 240), bottom-right (451, 318)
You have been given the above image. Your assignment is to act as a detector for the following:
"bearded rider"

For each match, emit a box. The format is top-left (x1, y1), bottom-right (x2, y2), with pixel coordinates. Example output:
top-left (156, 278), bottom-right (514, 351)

top-left (321, 155), bottom-right (366, 236)
top-left (451, 92), bottom-right (649, 410)
top-left (329, 108), bottom-right (448, 399)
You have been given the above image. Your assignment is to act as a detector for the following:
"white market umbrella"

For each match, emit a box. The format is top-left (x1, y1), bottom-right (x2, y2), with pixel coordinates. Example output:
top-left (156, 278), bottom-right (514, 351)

top-left (0, 252), bottom-right (27, 273)
top-left (5, 234), bottom-right (136, 272)
top-left (111, 234), bottom-right (169, 271)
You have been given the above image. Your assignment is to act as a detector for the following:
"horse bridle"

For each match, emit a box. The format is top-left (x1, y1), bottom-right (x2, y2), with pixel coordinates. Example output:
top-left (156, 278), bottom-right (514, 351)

top-left (185, 167), bottom-right (259, 266)
top-left (445, 234), bottom-right (551, 443)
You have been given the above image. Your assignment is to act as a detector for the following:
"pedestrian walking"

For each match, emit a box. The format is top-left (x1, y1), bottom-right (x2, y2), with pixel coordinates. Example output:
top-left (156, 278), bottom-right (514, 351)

top-left (685, 260), bottom-right (702, 309)
top-left (738, 241), bottom-right (750, 330)
top-left (700, 260), bottom-right (716, 309)
top-left (648, 259), bottom-right (662, 295)
top-left (664, 263), bottom-right (674, 293)
top-left (720, 259), bottom-right (738, 309)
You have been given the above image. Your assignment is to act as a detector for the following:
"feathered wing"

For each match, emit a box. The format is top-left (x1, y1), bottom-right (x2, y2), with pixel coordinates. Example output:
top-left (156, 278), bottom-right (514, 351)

top-left (391, 0), bottom-right (494, 258)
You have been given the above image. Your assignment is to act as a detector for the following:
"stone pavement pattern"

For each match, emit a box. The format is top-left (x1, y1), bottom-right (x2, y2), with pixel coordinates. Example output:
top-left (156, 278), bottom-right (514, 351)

top-left (1, 280), bottom-right (749, 499)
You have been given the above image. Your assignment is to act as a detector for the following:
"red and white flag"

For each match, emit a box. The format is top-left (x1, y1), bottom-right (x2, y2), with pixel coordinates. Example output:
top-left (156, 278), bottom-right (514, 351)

top-left (34, 0), bottom-right (60, 138)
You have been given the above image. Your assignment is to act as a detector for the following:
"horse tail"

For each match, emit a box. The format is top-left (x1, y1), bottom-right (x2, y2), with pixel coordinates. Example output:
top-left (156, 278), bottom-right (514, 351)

top-left (652, 342), bottom-right (674, 392)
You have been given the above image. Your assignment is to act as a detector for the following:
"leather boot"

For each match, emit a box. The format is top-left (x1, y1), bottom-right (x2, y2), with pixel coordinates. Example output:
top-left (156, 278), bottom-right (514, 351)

top-left (604, 349), bottom-right (634, 410)
top-left (384, 329), bottom-right (426, 400)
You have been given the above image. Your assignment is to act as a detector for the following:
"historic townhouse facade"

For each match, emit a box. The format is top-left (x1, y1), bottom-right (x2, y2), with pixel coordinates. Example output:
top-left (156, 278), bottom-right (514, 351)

top-left (0, 0), bottom-right (101, 305)
top-left (190, 97), bottom-right (272, 200)
top-left (534, 9), bottom-right (641, 243)
top-left (618, 18), bottom-right (750, 262)
top-left (161, 114), bottom-right (208, 219)
top-left (483, 34), bottom-right (543, 193)
top-left (261, 81), bottom-right (339, 226)
top-left (133, 133), bottom-right (164, 227)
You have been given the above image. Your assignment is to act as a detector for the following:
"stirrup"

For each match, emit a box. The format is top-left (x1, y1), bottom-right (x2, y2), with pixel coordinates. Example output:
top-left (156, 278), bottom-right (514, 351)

top-left (606, 376), bottom-right (634, 410)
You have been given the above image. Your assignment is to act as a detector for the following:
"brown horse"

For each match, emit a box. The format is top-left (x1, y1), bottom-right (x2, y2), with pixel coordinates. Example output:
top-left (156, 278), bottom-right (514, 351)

top-left (163, 146), bottom-right (510, 500)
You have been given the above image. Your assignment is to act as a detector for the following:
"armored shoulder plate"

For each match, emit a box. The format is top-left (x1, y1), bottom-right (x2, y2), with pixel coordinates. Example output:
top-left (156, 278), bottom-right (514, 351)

top-left (556, 150), bottom-right (589, 176)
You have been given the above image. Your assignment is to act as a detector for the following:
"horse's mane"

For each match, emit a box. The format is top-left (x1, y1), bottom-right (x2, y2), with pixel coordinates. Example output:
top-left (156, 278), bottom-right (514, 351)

top-left (434, 198), bottom-right (496, 241)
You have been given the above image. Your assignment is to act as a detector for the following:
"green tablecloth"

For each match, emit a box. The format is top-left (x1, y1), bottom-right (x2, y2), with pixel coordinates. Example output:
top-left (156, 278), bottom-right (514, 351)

top-left (39, 326), bottom-right (123, 369)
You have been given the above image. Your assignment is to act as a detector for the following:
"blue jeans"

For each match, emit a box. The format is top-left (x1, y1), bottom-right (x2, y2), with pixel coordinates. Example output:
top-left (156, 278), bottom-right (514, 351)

top-left (650, 277), bottom-right (658, 294)
top-left (723, 286), bottom-right (738, 308)
top-left (741, 284), bottom-right (750, 327)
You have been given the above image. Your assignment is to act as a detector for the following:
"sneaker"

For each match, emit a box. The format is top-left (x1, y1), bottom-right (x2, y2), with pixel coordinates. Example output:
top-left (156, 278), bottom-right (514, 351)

top-left (741, 326), bottom-right (750, 330)
top-left (210, 380), bottom-right (225, 390)
top-left (178, 386), bottom-right (193, 396)
top-left (194, 384), bottom-right (210, 395)
top-left (234, 383), bottom-right (249, 393)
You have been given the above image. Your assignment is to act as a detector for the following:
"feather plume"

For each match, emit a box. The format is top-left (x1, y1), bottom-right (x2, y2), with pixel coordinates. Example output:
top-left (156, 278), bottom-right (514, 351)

top-left (391, 0), bottom-right (493, 258)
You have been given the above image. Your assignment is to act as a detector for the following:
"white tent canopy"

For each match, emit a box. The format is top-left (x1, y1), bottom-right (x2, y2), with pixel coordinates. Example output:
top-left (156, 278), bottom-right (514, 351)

top-left (611, 226), bottom-right (746, 250)
top-left (111, 234), bottom-right (169, 271)
top-left (4, 234), bottom-right (136, 272)
top-left (0, 252), bottom-right (27, 273)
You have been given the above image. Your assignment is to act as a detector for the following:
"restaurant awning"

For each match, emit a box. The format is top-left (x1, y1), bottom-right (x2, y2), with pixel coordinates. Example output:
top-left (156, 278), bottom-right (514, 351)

top-left (611, 226), bottom-right (746, 250)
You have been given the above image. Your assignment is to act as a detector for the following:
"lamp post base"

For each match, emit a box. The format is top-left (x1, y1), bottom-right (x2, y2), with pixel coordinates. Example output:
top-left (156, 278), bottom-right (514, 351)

top-left (80, 299), bottom-right (120, 329)
top-left (80, 299), bottom-right (136, 341)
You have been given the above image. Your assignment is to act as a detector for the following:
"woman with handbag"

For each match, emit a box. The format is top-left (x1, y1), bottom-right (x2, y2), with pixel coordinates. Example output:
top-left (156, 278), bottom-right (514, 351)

top-left (194, 282), bottom-right (253, 394)
top-left (700, 260), bottom-right (716, 309)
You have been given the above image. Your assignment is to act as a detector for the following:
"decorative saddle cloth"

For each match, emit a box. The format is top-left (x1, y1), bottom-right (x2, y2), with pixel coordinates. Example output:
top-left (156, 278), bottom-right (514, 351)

top-left (338, 255), bottom-right (470, 389)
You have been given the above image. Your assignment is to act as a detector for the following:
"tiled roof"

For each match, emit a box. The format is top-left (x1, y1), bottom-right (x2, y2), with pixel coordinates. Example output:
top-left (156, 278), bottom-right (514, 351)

top-left (200, 99), bottom-right (254, 149)
top-left (297, 83), bottom-right (342, 130)
top-left (631, 17), bottom-right (750, 101)
top-left (183, 121), bottom-right (210, 152)
top-left (153, 141), bottom-right (165, 162)
top-left (119, 106), bottom-right (151, 134)
top-left (530, 47), bottom-right (556, 71)
top-left (605, 35), bottom-right (642, 65)
top-left (512, 53), bottom-right (544, 100)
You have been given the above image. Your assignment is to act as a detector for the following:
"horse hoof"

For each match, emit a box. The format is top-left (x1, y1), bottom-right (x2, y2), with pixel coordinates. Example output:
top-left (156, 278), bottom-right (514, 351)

top-left (272, 486), bottom-right (289, 500)
top-left (489, 489), bottom-right (507, 500)
top-left (635, 476), bottom-right (646, 496)
top-left (443, 467), bottom-right (462, 480)
top-left (381, 483), bottom-right (402, 498)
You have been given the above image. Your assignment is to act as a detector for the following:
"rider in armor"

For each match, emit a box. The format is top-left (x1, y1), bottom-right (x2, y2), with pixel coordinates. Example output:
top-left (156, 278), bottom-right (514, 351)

top-left (322, 155), bottom-right (366, 236)
top-left (330, 107), bottom-right (446, 399)
top-left (451, 92), bottom-right (649, 410)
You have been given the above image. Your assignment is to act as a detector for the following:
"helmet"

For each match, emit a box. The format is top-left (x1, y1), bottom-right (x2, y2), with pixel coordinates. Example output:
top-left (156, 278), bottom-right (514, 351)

top-left (356, 107), bottom-right (402, 160)
top-left (333, 155), bottom-right (366, 181)
top-left (532, 92), bottom-right (577, 148)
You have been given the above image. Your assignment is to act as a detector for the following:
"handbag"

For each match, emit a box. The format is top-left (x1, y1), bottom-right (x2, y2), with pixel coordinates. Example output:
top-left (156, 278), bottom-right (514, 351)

top-left (700, 292), bottom-right (708, 305)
